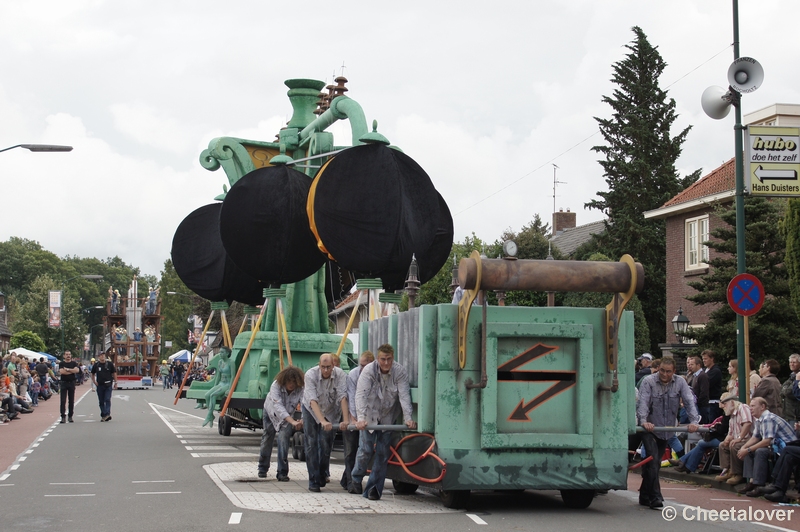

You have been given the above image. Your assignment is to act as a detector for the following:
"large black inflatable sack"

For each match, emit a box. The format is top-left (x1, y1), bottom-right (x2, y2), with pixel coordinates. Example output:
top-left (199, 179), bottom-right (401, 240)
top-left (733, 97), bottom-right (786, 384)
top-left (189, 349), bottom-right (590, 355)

top-left (171, 203), bottom-right (268, 305)
top-left (219, 165), bottom-right (326, 285)
top-left (307, 143), bottom-right (453, 290)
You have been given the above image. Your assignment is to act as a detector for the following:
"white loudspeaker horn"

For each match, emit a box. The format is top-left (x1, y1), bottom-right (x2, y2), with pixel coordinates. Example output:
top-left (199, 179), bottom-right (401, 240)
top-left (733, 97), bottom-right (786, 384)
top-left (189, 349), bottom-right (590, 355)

top-left (701, 86), bottom-right (732, 120)
top-left (727, 57), bottom-right (764, 94)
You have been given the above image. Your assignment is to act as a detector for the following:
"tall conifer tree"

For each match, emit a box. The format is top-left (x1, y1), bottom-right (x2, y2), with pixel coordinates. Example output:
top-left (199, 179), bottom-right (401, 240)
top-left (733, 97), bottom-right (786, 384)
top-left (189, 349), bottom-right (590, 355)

top-left (587, 26), bottom-right (698, 352)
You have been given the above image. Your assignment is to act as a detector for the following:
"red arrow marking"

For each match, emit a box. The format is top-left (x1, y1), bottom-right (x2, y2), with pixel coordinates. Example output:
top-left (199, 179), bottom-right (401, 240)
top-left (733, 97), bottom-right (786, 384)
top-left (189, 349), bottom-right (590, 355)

top-left (507, 380), bottom-right (576, 422)
top-left (497, 343), bottom-right (558, 372)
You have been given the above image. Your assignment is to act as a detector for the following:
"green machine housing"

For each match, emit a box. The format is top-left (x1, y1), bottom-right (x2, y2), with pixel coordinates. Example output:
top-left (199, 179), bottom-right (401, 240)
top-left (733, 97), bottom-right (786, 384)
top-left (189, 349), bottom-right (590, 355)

top-left (361, 253), bottom-right (643, 509)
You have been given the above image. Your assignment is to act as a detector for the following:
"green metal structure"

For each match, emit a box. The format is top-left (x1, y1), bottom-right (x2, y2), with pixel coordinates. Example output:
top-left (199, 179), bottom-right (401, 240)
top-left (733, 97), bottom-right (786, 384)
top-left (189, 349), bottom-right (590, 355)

top-left (183, 77), bottom-right (641, 511)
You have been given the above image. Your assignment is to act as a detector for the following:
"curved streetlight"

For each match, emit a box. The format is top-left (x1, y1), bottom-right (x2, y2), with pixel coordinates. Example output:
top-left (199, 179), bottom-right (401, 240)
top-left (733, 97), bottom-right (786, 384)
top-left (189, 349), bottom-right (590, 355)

top-left (0, 144), bottom-right (73, 153)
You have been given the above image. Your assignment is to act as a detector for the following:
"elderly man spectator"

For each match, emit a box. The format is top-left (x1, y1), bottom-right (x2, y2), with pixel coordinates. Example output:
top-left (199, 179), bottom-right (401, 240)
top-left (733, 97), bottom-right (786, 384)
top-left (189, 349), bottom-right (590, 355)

top-left (258, 366), bottom-right (305, 481)
top-left (636, 356), bottom-right (700, 509)
top-left (634, 353), bottom-right (653, 386)
top-left (780, 353), bottom-right (800, 423)
top-left (736, 396), bottom-right (797, 497)
top-left (752, 359), bottom-right (782, 418)
top-left (302, 353), bottom-right (349, 493)
top-left (340, 350), bottom-right (374, 492)
top-left (350, 344), bottom-right (416, 501)
top-left (761, 427), bottom-right (800, 503)
top-left (715, 393), bottom-right (754, 484)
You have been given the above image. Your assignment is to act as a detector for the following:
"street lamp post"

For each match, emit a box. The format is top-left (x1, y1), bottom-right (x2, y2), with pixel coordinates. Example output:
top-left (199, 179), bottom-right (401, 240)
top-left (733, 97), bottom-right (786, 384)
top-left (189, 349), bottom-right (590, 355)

top-left (60, 275), bottom-right (103, 356)
top-left (0, 144), bottom-right (73, 153)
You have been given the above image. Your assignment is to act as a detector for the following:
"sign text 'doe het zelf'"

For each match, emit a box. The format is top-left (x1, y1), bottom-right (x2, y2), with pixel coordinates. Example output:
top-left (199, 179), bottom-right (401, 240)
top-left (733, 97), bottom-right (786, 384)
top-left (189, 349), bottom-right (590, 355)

top-left (746, 125), bottom-right (800, 197)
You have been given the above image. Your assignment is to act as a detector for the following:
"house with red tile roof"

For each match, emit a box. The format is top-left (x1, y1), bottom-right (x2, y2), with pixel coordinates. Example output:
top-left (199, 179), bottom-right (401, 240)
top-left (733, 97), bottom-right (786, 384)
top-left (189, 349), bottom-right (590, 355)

top-left (644, 103), bottom-right (800, 348)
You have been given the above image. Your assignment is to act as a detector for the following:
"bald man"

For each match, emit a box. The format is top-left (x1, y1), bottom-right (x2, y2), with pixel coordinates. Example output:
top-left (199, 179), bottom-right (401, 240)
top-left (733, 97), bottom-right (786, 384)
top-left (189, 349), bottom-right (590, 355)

top-left (302, 354), bottom-right (350, 492)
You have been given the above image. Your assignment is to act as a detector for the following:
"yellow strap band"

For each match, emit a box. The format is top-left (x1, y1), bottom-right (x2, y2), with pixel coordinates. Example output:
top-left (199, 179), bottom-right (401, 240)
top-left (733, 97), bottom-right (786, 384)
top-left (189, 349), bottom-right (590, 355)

top-left (306, 157), bottom-right (336, 261)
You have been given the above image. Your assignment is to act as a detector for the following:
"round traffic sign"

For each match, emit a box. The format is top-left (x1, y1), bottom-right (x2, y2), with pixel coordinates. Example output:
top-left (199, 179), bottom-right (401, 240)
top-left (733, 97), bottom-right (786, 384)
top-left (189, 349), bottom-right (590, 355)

top-left (727, 273), bottom-right (764, 316)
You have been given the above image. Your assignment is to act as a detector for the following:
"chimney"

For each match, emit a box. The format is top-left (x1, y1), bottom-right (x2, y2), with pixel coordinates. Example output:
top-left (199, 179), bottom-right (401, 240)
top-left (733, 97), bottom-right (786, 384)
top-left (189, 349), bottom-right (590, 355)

top-left (552, 208), bottom-right (576, 234)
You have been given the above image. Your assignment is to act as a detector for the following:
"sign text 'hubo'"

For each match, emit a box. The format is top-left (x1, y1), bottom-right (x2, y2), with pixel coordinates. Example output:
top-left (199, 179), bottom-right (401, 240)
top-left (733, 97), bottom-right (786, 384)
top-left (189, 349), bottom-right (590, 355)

top-left (746, 125), bottom-right (800, 197)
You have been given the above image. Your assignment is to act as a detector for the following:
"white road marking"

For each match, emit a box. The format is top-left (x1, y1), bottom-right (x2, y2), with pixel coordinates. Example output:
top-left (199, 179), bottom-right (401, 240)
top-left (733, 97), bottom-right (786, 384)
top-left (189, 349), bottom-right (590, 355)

top-left (10, 465), bottom-right (19, 470)
top-left (26, 449), bottom-right (34, 453)
top-left (661, 487), bottom-right (698, 490)
top-left (756, 524), bottom-right (796, 532)
top-left (18, 457), bottom-right (26, 462)
top-left (229, 512), bottom-right (242, 524)
top-left (466, 514), bottom-right (487, 525)
top-left (45, 494), bottom-right (95, 497)
top-left (0, 474), bottom-right (9, 481)
top-left (191, 453), bottom-right (255, 458)
top-left (710, 498), bottom-right (743, 501)
top-left (132, 480), bottom-right (175, 483)
top-left (0, 484), bottom-right (14, 487)
top-left (50, 482), bottom-right (95, 485)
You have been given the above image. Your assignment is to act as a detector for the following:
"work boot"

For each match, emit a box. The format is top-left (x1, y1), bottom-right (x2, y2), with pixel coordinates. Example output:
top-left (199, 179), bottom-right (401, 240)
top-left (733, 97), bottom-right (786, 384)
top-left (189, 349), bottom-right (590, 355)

top-left (257, 470), bottom-right (267, 479)
top-left (726, 474), bottom-right (744, 485)
top-left (348, 481), bottom-right (363, 494)
top-left (60, 416), bottom-right (66, 424)
top-left (714, 470), bottom-right (732, 482)
top-left (737, 482), bottom-right (756, 494)
top-left (68, 417), bottom-right (74, 423)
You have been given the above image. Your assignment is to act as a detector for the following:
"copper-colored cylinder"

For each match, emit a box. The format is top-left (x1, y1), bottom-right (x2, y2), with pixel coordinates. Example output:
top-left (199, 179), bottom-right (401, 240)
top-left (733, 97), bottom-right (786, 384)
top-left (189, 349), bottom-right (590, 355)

top-left (458, 257), bottom-right (644, 294)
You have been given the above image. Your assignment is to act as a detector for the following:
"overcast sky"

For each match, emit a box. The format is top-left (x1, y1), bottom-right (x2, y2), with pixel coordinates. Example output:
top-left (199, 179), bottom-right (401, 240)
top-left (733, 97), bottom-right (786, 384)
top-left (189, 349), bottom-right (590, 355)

top-left (1, 1), bottom-right (796, 279)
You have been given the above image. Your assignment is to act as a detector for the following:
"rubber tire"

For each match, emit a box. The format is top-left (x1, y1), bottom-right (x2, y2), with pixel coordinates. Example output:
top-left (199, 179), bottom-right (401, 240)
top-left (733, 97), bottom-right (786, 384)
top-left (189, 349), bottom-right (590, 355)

top-left (392, 480), bottom-right (419, 495)
top-left (440, 489), bottom-right (470, 509)
top-left (297, 433), bottom-right (306, 462)
top-left (560, 489), bottom-right (595, 509)
top-left (219, 415), bottom-right (232, 436)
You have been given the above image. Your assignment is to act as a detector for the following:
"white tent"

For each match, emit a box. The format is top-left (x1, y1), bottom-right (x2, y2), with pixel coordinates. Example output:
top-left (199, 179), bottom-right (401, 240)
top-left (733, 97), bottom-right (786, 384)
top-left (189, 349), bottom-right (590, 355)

top-left (10, 347), bottom-right (47, 362)
top-left (168, 349), bottom-right (192, 363)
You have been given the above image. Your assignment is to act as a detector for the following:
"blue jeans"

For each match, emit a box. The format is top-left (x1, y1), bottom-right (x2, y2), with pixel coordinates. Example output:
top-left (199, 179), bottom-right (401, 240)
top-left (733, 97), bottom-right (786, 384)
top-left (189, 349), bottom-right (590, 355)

top-left (97, 385), bottom-right (113, 417)
top-left (341, 428), bottom-right (360, 489)
top-left (258, 414), bottom-right (294, 477)
top-left (352, 429), bottom-right (393, 500)
top-left (302, 406), bottom-right (333, 489)
top-left (680, 438), bottom-right (720, 472)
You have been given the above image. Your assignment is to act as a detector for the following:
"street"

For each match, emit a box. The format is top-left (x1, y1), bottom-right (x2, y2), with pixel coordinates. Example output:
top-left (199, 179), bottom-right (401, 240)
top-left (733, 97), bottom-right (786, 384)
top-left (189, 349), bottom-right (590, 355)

top-left (1, 385), bottom-right (797, 532)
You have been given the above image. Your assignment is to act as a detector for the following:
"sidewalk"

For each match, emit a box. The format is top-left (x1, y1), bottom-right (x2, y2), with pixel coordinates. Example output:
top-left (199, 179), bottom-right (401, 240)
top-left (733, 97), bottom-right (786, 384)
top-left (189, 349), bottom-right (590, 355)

top-left (656, 463), bottom-right (799, 501)
top-left (0, 384), bottom-right (93, 474)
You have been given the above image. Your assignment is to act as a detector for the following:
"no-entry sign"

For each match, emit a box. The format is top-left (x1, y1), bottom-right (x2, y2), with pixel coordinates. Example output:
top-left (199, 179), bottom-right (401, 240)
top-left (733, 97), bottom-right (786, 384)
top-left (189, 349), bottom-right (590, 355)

top-left (727, 273), bottom-right (764, 316)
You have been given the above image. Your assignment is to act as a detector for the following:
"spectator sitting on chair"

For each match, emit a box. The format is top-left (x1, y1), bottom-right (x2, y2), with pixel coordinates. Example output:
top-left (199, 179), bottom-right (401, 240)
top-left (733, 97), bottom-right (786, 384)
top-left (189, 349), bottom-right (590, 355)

top-left (716, 393), bottom-right (754, 484)
top-left (671, 392), bottom-right (737, 473)
top-left (735, 396), bottom-right (797, 497)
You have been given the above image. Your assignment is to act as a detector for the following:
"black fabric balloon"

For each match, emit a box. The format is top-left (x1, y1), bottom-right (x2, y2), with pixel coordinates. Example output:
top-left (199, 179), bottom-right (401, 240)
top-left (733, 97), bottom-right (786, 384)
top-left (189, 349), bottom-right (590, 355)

top-left (220, 165), bottom-right (326, 285)
top-left (171, 203), bottom-right (268, 305)
top-left (308, 143), bottom-right (453, 290)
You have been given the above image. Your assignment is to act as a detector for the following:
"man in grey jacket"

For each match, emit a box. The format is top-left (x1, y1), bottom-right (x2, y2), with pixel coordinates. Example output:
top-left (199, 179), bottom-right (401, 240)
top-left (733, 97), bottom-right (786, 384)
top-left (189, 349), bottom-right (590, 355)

top-left (302, 354), bottom-right (349, 492)
top-left (637, 356), bottom-right (699, 510)
top-left (258, 366), bottom-right (304, 481)
top-left (350, 344), bottom-right (416, 501)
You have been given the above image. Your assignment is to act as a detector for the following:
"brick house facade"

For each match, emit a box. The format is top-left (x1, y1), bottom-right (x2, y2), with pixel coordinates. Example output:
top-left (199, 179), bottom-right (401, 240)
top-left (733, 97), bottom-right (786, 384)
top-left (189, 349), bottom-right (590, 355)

top-left (646, 159), bottom-right (735, 342)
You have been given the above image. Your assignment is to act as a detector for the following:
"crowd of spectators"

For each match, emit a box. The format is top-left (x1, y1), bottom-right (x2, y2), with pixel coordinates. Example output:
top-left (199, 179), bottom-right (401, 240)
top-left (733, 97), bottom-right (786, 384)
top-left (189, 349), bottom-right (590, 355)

top-left (0, 353), bottom-right (85, 423)
top-left (633, 350), bottom-right (800, 504)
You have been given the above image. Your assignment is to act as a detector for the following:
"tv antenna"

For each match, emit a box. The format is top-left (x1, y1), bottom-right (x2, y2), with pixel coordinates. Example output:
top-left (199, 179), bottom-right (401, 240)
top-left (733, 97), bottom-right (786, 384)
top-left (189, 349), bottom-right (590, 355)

top-left (552, 164), bottom-right (567, 213)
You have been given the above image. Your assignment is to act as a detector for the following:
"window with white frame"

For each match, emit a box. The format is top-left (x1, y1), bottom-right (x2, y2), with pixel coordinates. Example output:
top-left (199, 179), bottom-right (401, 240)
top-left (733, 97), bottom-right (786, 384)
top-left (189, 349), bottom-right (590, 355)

top-left (685, 215), bottom-right (710, 269)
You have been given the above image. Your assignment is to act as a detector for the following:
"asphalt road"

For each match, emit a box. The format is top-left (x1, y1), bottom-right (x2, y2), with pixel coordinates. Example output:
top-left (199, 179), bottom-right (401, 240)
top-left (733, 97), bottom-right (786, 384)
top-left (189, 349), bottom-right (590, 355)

top-left (1, 386), bottom-right (797, 532)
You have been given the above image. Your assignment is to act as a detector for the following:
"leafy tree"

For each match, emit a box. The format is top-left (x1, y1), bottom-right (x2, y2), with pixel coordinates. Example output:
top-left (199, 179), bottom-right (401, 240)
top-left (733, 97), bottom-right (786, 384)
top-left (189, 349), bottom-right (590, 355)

top-left (158, 259), bottom-right (205, 356)
top-left (687, 198), bottom-right (799, 367)
top-left (784, 198), bottom-right (800, 319)
top-left (418, 234), bottom-right (488, 306)
top-left (9, 330), bottom-right (47, 352)
top-left (586, 26), bottom-right (700, 353)
top-left (12, 274), bottom-right (86, 356)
